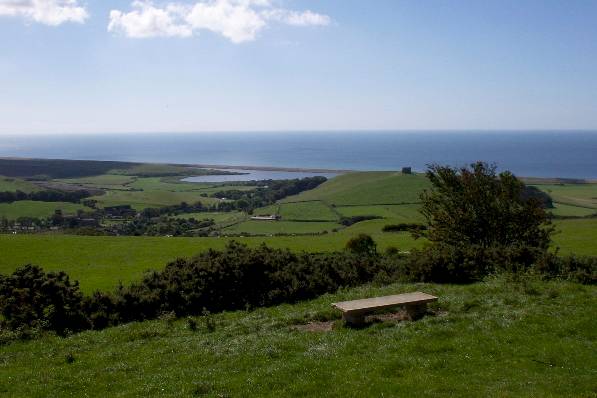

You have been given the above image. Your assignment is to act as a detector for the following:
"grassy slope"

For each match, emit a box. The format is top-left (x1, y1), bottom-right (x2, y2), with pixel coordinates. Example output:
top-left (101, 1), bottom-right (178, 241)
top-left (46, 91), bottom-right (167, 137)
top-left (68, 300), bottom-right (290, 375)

top-left (536, 183), bottom-right (597, 209)
top-left (223, 221), bottom-right (342, 235)
top-left (1, 277), bottom-right (595, 397)
top-left (0, 176), bottom-right (41, 193)
top-left (89, 190), bottom-right (221, 210)
top-left (0, 231), bottom-right (423, 292)
top-left (553, 218), bottom-right (597, 255)
top-left (278, 201), bottom-right (339, 221)
top-left (281, 172), bottom-right (430, 205)
top-left (0, 201), bottom-right (91, 220)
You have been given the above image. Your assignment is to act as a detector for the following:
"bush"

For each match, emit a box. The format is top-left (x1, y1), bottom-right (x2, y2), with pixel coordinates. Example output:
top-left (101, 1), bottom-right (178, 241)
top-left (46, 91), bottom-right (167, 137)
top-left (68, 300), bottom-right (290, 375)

top-left (345, 234), bottom-right (377, 256)
top-left (534, 255), bottom-right (597, 285)
top-left (0, 265), bottom-right (89, 335)
top-left (101, 241), bottom-right (390, 324)
top-left (396, 244), bottom-right (548, 284)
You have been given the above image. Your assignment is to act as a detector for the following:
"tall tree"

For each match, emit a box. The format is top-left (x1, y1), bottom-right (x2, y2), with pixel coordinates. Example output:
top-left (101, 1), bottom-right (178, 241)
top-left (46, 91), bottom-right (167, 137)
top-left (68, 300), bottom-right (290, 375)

top-left (418, 162), bottom-right (553, 250)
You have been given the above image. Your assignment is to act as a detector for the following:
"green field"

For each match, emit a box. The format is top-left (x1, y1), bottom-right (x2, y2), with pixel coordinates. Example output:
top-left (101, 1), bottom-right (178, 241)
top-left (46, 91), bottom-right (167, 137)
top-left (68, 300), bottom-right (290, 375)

top-left (0, 201), bottom-right (91, 220)
top-left (278, 201), bottom-right (339, 221)
top-left (550, 203), bottom-right (597, 217)
top-left (223, 220), bottom-right (342, 235)
top-left (552, 218), bottom-right (597, 256)
top-left (0, 176), bottom-right (41, 193)
top-left (533, 183), bottom-right (597, 210)
top-left (336, 203), bottom-right (424, 222)
top-left (2, 216), bottom-right (594, 293)
top-left (89, 190), bottom-right (222, 210)
top-left (281, 172), bottom-right (430, 205)
top-left (1, 276), bottom-right (595, 397)
top-left (56, 174), bottom-right (137, 189)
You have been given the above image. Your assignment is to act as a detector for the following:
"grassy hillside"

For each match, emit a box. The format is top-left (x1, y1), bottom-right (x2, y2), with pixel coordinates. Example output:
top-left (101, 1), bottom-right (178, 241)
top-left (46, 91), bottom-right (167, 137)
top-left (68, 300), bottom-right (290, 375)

top-left (0, 232), bottom-right (423, 292)
top-left (0, 201), bottom-right (91, 220)
top-left (1, 276), bottom-right (594, 397)
top-left (281, 172), bottom-right (430, 205)
top-left (1, 217), bottom-right (595, 293)
top-left (0, 176), bottom-right (41, 193)
top-left (278, 201), bottom-right (339, 221)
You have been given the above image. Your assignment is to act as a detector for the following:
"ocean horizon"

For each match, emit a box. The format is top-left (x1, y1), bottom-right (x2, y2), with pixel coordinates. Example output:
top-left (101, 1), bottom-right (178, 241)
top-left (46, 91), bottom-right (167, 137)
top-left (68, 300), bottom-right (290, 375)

top-left (1, 130), bottom-right (597, 179)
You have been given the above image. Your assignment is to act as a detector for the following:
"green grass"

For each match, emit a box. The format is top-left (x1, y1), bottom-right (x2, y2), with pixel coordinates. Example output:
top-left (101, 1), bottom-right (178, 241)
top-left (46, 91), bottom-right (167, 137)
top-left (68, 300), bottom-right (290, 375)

top-left (278, 201), bottom-right (339, 221)
top-left (172, 211), bottom-right (244, 223)
top-left (281, 172), bottom-right (430, 206)
top-left (89, 190), bottom-right (222, 210)
top-left (0, 232), bottom-right (423, 292)
top-left (223, 221), bottom-right (342, 235)
top-left (553, 218), bottom-right (597, 256)
top-left (1, 276), bottom-right (595, 397)
top-left (534, 183), bottom-right (597, 209)
top-left (336, 203), bottom-right (424, 222)
top-left (550, 203), bottom-right (597, 217)
top-left (0, 215), bottom-right (593, 292)
top-left (0, 176), bottom-right (41, 193)
top-left (0, 201), bottom-right (91, 220)
top-left (56, 174), bottom-right (136, 189)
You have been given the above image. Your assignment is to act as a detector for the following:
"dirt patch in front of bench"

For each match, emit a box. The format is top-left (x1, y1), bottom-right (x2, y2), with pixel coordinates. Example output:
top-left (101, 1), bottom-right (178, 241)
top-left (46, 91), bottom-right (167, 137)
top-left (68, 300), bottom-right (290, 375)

top-left (292, 321), bottom-right (335, 332)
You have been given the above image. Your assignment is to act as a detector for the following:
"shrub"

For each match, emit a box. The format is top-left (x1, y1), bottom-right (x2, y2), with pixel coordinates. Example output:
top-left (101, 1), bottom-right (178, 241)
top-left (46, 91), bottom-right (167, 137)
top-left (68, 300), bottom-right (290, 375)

top-left (397, 244), bottom-right (548, 283)
top-left (345, 234), bottom-right (377, 256)
top-left (0, 265), bottom-right (89, 335)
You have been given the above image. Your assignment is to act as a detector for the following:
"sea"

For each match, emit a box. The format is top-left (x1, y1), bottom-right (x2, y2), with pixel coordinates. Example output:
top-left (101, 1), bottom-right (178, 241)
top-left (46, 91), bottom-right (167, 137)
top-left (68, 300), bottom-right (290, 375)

top-left (1, 131), bottom-right (597, 179)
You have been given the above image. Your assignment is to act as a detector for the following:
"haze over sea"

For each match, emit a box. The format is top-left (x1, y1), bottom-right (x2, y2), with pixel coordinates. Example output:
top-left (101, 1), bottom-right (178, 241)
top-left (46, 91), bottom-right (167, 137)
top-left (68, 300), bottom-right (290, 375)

top-left (2, 131), bottom-right (597, 179)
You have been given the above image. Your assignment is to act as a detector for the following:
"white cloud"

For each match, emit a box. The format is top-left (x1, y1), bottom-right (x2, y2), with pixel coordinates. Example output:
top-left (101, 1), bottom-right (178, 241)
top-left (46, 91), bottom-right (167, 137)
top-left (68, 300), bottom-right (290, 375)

top-left (0, 0), bottom-right (88, 26)
top-left (263, 9), bottom-right (330, 27)
top-left (108, 1), bottom-right (192, 38)
top-left (108, 0), bottom-right (331, 43)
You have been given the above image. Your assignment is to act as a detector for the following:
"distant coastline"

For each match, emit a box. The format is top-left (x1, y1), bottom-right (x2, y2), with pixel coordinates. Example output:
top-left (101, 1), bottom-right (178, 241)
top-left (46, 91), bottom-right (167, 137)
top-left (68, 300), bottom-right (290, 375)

top-left (2, 131), bottom-right (597, 179)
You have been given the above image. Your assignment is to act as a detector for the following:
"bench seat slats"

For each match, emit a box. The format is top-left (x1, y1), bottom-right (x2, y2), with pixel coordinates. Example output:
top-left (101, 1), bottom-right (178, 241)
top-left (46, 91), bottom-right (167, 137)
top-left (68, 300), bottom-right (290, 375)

top-left (332, 292), bottom-right (437, 313)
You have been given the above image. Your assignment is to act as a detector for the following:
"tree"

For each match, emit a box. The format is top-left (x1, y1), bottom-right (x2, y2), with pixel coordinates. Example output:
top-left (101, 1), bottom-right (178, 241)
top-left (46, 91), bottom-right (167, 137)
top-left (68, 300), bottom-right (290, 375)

top-left (418, 162), bottom-right (553, 250)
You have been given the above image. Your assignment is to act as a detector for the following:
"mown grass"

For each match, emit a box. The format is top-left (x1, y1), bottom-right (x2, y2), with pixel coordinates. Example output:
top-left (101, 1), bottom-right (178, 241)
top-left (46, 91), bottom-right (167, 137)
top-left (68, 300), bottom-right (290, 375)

top-left (278, 201), bottom-right (339, 221)
top-left (1, 276), bottom-right (595, 397)
top-left (0, 176), bottom-right (41, 193)
top-left (0, 201), bottom-right (91, 220)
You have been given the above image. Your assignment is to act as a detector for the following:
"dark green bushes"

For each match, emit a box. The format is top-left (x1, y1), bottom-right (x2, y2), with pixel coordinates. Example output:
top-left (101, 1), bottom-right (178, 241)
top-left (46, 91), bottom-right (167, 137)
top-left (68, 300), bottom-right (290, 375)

top-left (0, 242), bottom-right (399, 334)
top-left (0, 265), bottom-right (89, 335)
top-left (1, 241), bottom-right (594, 338)
top-left (98, 242), bottom-right (389, 325)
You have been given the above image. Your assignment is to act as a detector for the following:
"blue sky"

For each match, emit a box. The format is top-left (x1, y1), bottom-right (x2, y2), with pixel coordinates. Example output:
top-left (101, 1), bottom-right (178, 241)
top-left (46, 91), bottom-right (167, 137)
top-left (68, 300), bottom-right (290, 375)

top-left (1, 0), bottom-right (596, 134)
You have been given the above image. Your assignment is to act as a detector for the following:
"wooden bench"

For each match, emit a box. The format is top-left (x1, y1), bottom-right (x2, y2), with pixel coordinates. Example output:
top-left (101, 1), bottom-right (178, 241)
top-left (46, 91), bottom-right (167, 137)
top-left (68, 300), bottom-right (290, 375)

top-left (332, 291), bottom-right (438, 325)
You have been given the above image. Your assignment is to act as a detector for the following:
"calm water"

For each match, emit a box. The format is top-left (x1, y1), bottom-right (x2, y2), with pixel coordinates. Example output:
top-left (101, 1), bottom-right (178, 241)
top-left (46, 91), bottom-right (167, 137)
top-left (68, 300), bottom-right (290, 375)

top-left (1, 131), bottom-right (597, 179)
top-left (183, 169), bottom-right (339, 182)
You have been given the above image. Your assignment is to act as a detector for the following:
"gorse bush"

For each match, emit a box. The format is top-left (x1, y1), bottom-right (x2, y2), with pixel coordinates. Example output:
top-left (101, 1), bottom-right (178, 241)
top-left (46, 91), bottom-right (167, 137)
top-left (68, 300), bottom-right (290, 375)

top-left (99, 241), bottom-right (391, 325)
top-left (0, 265), bottom-right (89, 335)
top-left (0, 241), bottom-right (594, 338)
top-left (0, 241), bottom-right (401, 334)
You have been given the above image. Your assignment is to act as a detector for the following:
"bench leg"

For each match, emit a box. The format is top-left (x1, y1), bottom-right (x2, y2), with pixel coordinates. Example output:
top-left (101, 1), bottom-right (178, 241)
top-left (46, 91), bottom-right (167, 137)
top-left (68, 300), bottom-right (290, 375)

top-left (342, 312), bottom-right (365, 326)
top-left (405, 303), bottom-right (427, 320)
